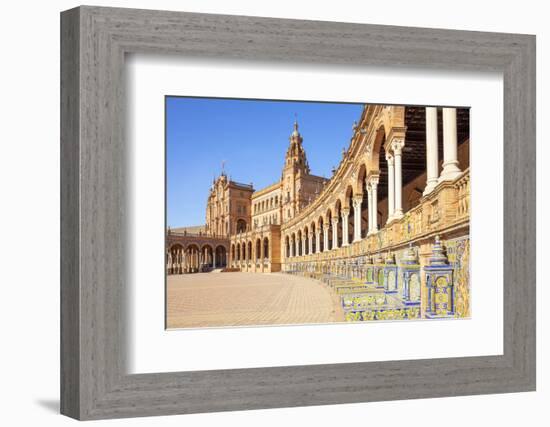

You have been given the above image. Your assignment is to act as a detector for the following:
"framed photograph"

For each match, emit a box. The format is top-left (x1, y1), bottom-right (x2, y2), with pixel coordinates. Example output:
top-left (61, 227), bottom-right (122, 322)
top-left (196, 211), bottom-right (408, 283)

top-left (61, 6), bottom-right (536, 420)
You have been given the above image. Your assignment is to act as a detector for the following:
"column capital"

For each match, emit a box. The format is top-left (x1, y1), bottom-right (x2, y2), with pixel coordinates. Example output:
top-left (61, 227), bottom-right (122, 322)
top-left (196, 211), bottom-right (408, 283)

top-left (341, 207), bottom-right (350, 216)
top-left (385, 152), bottom-right (394, 164)
top-left (391, 137), bottom-right (405, 155)
top-left (352, 194), bottom-right (363, 205)
top-left (332, 217), bottom-right (339, 225)
top-left (368, 175), bottom-right (380, 187)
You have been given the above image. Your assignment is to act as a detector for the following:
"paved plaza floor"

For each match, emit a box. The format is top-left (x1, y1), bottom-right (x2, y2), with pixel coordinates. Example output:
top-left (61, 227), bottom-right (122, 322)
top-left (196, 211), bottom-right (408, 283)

top-left (167, 272), bottom-right (344, 329)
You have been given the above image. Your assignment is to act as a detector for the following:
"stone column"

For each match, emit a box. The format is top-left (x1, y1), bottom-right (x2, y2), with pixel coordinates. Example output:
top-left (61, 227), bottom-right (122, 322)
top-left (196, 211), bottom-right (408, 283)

top-left (352, 195), bottom-right (362, 242)
top-left (424, 107), bottom-right (439, 195)
top-left (341, 209), bottom-right (350, 247)
top-left (213, 251), bottom-right (216, 269)
top-left (392, 138), bottom-right (405, 219)
top-left (290, 237), bottom-right (294, 257)
top-left (366, 182), bottom-right (373, 234)
top-left (315, 230), bottom-right (321, 254)
top-left (369, 176), bottom-right (379, 234)
top-left (332, 218), bottom-right (339, 249)
top-left (308, 233), bottom-right (313, 255)
top-left (439, 107), bottom-right (462, 181)
top-left (323, 226), bottom-right (330, 252)
top-left (302, 236), bottom-right (307, 257)
top-left (386, 153), bottom-right (395, 223)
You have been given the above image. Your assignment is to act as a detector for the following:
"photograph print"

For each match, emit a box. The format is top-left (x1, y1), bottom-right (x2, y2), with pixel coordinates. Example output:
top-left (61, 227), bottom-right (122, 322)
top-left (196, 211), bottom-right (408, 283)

top-left (165, 97), bottom-right (470, 329)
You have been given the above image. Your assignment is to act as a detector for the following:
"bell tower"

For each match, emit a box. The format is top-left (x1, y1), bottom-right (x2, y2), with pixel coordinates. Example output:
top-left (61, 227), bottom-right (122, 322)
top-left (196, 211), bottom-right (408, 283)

top-left (281, 120), bottom-right (310, 221)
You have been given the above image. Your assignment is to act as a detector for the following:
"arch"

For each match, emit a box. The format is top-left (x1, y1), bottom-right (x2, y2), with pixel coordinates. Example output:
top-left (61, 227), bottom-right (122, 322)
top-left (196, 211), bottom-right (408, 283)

top-left (241, 242), bottom-right (246, 261)
top-left (366, 124), bottom-right (386, 173)
top-left (345, 185), bottom-right (355, 245)
top-left (255, 238), bottom-right (261, 261)
top-left (317, 216), bottom-right (325, 252)
top-left (168, 243), bottom-right (184, 274)
top-left (355, 163), bottom-right (368, 195)
top-left (310, 221), bottom-right (316, 253)
top-left (215, 245), bottom-right (227, 268)
top-left (263, 237), bottom-right (269, 259)
top-left (285, 235), bottom-right (290, 258)
top-left (236, 218), bottom-right (247, 233)
top-left (185, 243), bottom-right (201, 273)
top-left (344, 185), bottom-right (354, 209)
top-left (357, 164), bottom-right (369, 239)
top-left (304, 225), bottom-right (309, 255)
top-left (201, 244), bottom-right (214, 269)
top-left (334, 198), bottom-right (343, 248)
top-left (325, 208), bottom-right (333, 250)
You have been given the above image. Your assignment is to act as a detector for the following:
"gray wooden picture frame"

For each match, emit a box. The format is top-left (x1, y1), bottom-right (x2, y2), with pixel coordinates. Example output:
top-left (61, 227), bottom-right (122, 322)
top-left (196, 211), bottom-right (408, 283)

top-left (60, 5), bottom-right (536, 421)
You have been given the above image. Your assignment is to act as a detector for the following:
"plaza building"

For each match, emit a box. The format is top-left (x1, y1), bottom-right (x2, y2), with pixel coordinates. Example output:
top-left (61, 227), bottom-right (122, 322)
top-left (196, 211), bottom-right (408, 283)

top-left (167, 104), bottom-right (470, 320)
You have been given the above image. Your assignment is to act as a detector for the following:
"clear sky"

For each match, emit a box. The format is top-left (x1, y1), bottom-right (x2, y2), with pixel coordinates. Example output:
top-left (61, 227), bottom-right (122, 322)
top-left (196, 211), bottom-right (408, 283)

top-left (166, 97), bottom-right (364, 227)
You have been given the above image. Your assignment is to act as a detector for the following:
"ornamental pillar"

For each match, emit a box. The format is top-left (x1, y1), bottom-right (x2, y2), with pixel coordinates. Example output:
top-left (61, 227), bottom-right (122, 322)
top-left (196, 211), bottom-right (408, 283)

top-left (323, 226), bottom-right (330, 252)
top-left (302, 236), bottom-right (307, 256)
top-left (368, 176), bottom-right (379, 234)
top-left (386, 153), bottom-right (395, 222)
top-left (366, 182), bottom-right (373, 234)
top-left (315, 230), bottom-right (321, 253)
top-left (439, 107), bottom-right (462, 181)
top-left (424, 107), bottom-right (439, 195)
top-left (392, 138), bottom-right (405, 219)
top-left (352, 195), bottom-right (362, 242)
top-left (308, 232), bottom-right (313, 255)
top-left (332, 218), bottom-right (339, 249)
top-left (341, 209), bottom-right (350, 247)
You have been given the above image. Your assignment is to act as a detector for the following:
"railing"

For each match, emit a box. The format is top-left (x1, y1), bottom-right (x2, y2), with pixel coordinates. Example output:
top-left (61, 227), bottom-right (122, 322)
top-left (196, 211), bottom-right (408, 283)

top-left (167, 230), bottom-right (229, 240)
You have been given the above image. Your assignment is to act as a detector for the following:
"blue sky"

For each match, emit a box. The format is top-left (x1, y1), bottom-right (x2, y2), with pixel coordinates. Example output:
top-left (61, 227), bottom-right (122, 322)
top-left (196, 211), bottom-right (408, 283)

top-left (166, 97), bottom-right (364, 227)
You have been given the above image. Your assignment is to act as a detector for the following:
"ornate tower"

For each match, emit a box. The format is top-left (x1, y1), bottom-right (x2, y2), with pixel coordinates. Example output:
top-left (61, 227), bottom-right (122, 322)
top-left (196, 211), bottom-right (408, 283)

top-left (281, 120), bottom-right (310, 221)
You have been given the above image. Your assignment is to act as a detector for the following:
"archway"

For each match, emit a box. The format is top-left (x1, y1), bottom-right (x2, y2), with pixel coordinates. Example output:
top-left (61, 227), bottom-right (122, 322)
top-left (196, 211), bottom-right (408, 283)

top-left (169, 244), bottom-right (184, 274)
top-left (256, 238), bottom-right (261, 261)
top-left (236, 218), bottom-right (247, 233)
top-left (334, 199), bottom-right (343, 248)
top-left (185, 244), bottom-right (200, 273)
top-left (318, 217), bottom-right (324, 252)
top-left (247, 241), bottom-right (252, 262)
top-left (345, 185), bottom-right (355, 245)
top-left (357, 163), bottom-right (369, 239)
top-left (263, 237), bottom-right (269, 260)
top-left (310, 222), bottom-right (316, 254)
top-left (201, 244), bottom-right (214, 270)
top-left (326, 209), bottom-right (333, 250)
top-left (304, 226), bottom-right (309, 255)
top-left (215, 245), bottom-right (227, 268)
top-left (285, 235), bottom-right (290, 258)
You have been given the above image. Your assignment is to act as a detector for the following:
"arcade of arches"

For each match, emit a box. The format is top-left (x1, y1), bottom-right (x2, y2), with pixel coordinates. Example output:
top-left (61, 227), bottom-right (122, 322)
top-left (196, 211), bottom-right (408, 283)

top-left (167, 104), bottom-right (471, 321)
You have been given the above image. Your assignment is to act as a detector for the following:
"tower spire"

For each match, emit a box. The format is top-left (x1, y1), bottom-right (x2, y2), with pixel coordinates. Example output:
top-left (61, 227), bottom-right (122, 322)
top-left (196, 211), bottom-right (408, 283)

top-left (292, 113), bottom-right (300, 138)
